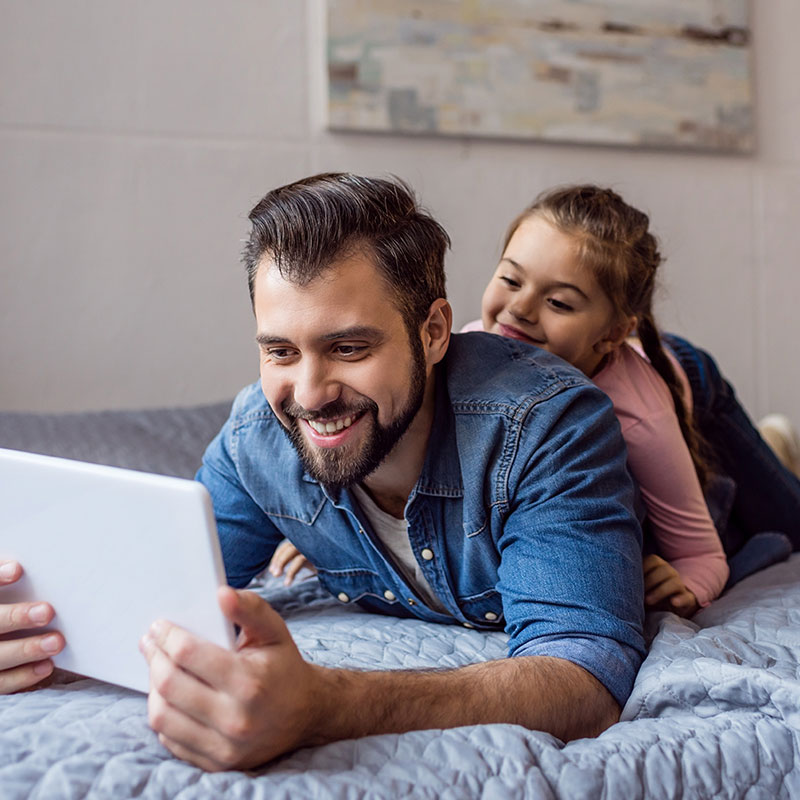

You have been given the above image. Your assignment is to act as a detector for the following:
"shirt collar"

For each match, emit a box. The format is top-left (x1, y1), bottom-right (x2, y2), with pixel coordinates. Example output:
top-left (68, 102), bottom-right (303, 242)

top-left (412, 362), bottom-right (464, 498)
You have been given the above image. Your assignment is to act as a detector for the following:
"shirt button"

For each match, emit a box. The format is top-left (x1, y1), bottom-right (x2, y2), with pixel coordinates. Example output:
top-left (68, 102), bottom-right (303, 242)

top-left (484, 611), bottom-right (498, 621)
top-left (337, 592), bottom-right (350, 603)
top-left (462, 622), bottom-right (474, 628)
top-left (407, 598), bottom-right (416, 606)
top-left (420, 548), bottom-right (434, 561)
top-left (383, 589), bottom-right (396, 601)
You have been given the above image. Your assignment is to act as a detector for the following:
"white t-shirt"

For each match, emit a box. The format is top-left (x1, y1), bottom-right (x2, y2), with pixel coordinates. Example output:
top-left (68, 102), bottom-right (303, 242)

top-left (351, 484), bottom-right (450, 615)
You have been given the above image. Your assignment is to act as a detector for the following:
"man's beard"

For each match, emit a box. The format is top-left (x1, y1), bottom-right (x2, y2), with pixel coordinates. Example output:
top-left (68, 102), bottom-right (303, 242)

top-left (281, 336), bottom-right (428, 492)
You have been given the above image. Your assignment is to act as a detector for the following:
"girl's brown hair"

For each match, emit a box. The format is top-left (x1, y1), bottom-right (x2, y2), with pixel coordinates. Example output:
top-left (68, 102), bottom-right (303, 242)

top-left (505, 184), bottom-right (709, 488)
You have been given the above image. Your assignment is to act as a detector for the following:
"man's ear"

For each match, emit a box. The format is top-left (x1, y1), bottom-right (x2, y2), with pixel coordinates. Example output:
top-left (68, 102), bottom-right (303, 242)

top-left (421, 299), bottom-right (452, 367)
top-left (595, 315), bottom-right (637, 356)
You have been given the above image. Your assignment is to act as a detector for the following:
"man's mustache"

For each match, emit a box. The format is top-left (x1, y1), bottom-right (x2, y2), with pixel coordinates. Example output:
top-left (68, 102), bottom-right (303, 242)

top-left (282, 398), bottom-right (375, 422)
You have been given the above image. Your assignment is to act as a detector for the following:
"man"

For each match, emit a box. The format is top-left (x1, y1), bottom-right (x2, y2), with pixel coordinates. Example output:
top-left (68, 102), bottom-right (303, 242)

top-left (0, 173), bottom-right (645, 770)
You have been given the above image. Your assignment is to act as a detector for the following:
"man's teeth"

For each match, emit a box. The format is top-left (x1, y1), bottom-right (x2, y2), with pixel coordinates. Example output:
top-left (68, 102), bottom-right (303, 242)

top-left (308, 416), bottom-right (354, 435)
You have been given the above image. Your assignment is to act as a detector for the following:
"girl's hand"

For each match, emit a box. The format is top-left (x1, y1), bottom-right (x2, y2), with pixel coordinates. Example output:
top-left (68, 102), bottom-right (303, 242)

top-left (268, 540), bottom-right (316, 586)
top-left (642, 554), bottom-right (699, 618)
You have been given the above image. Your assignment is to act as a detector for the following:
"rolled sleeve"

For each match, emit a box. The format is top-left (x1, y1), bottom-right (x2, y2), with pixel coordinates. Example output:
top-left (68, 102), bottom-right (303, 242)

top-left (511, 635), bottom-right (643, 708)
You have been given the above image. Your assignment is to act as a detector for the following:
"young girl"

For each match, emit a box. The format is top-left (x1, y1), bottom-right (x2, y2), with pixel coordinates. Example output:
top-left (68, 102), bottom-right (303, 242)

top-left (272, 185), bottom-right (800, 616)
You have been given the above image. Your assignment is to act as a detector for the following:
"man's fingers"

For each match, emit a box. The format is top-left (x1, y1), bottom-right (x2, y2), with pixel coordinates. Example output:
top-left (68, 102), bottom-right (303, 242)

top-left (142, 623), bottom-right (233, 697)
top-left (143, 590), bottom-right (293, 703)
top-left (219, 587), bottom-right (292, 650)
top-left (157, 733), bottom-right (226, 772)
top-left (0, 561), bottom-right (22, 585)
top-left (143, 636), bottom-right (224, 727)
top-left (0, 632), bottom-right (64, 672)
top-left (148, 690), bottom-right (232, 771)
top-left (0, 659), bottom-right (54, 694)
top-left (0, 601), bottom-right (55, 635)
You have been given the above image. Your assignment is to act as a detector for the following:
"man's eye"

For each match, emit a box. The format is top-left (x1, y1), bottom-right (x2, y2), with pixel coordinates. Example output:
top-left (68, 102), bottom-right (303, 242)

top-left (500, 276), bottom-right (521, 289)
top-left (548, 298), bottom-right (574, 312)
top-left (334, 344), bottom-right (367, 357)
top-left (267, 348), bottom-right (294, 361)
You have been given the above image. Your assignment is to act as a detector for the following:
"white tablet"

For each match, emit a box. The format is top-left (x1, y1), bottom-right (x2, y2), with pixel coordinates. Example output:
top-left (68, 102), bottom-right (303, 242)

top-left (0, 447), bottom-right (237, 693)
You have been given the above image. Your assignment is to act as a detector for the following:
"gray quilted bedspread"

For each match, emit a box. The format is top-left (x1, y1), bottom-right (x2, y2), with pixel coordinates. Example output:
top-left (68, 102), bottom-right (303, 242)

top-left (2, 404), bottom-right (800, 798)
top-left (2, 559), bottom-right (800, 800)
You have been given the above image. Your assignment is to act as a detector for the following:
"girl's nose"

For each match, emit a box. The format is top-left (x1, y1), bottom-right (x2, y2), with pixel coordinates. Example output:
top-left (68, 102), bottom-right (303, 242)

top-left (509, 297), bottom-right (538, 324)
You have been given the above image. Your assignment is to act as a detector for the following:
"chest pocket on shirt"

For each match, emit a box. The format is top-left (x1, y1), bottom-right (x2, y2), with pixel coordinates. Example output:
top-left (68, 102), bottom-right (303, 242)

top-left (261, 489), bottom-right (327, 526)
top-left (458, 588), bottom-right (504, 628)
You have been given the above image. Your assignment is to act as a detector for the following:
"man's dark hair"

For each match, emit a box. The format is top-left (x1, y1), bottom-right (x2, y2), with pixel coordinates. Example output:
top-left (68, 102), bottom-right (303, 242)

top-left (243, 173), bottom-right (449, 334)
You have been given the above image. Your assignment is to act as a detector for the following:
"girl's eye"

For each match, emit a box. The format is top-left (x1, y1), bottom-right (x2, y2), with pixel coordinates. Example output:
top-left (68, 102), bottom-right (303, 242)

top-left (548, 298), bottom-right (574, 312)
top-left (500, 275), bottom-right (521, 289)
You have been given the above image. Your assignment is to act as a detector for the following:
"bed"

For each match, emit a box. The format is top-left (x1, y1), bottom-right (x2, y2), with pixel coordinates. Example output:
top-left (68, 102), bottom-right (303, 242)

top-left (1, 403), bottom-right (798, 799)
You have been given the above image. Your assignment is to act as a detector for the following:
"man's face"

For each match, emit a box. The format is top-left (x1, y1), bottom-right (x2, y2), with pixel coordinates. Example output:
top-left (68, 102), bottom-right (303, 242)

top-left (253, 254), bottom-right (427, 490)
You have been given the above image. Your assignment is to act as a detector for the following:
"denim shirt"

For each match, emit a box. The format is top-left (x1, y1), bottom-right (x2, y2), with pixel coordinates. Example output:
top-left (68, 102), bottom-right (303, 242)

top-left (197, 332), bottom-right (646, 706)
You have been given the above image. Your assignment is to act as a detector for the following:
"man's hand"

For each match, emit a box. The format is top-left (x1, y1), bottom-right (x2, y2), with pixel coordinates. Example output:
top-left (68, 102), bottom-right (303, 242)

top-left (643, 554), bottom-right (699, 617)
top-left (140, 587), bottom-right (322, 771)
top-left (142, 587), bottom-right (621, 771)
top-left (0, 561), bottom-right (65, 693)
top-left (268, 539), bottom-right (316, 586)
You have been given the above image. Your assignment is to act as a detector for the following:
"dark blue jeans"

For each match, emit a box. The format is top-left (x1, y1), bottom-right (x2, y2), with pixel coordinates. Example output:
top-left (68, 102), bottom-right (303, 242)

top-left (662, 334), bottom-right (800, 583)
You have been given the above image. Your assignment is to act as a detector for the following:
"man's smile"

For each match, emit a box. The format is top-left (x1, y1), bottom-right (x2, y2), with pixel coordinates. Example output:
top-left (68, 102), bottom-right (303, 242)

top-left (300, 411), bottom-right (368, 448)
top-left (306, 413), bottom-right (358, 435)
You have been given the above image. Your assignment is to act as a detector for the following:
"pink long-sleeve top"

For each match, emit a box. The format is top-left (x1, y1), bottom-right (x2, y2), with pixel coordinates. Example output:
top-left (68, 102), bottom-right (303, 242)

top-left (593, 341), bottom-right (728, 606)
top-left (461, 323), bottom-right (729, 606)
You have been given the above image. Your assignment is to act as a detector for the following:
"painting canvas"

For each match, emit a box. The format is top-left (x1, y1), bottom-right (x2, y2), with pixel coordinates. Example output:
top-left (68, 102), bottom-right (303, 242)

top-left (326, 0), bottom-right (753, 152)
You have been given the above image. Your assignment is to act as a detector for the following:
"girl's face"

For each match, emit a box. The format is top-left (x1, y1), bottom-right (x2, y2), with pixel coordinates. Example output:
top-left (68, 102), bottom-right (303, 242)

top-left (481, 215), bottom-right (629, 376)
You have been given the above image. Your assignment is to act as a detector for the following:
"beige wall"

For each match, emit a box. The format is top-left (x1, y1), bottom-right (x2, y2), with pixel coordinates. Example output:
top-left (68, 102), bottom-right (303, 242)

top-left (1, 1), bottom-right (798, 429)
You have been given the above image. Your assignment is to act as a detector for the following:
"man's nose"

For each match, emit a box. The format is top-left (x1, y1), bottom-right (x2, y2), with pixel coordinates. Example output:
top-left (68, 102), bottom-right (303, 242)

top-left (291, 358), bottom-right (341, 412)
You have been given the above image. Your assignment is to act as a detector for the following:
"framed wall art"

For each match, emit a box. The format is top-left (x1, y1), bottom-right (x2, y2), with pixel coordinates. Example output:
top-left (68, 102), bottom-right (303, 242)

top-left (326, 0), bottom-right (753, 152)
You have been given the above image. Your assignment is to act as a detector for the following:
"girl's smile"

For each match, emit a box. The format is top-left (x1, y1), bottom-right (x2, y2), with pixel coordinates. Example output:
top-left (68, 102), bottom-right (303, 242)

top-left (496, 322), bottom-right (544, 345)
